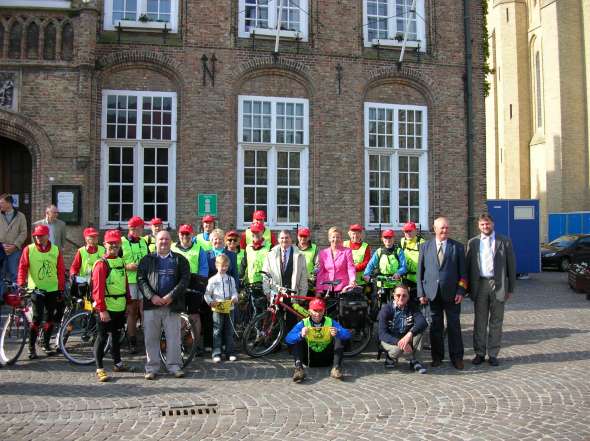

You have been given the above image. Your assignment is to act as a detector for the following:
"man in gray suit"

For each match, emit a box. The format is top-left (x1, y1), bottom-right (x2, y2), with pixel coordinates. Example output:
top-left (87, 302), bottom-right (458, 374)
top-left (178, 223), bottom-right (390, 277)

top-left (417, 216), bottom-right (467, 369)
top-left (33, 204), bottom-right (66, 251)
top-left (466, 213), bottom-right (516, 367)
top-left (262, 230), bottom-right (308, 331)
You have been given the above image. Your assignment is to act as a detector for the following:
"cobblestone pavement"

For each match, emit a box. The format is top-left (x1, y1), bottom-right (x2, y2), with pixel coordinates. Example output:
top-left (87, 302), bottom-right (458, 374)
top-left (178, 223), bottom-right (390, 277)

top-left (1, 271), bottom-right (589, 441)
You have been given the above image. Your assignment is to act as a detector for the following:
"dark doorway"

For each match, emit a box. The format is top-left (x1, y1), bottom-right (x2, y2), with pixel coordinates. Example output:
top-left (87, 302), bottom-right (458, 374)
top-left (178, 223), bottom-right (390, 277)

top-left (0, 137), bottom-right (32, 231)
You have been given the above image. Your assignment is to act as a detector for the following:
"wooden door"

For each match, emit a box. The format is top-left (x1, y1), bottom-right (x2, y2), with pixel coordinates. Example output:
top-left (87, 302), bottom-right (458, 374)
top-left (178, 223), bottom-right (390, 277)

top-left (0, 137), bottom-right (32, 230)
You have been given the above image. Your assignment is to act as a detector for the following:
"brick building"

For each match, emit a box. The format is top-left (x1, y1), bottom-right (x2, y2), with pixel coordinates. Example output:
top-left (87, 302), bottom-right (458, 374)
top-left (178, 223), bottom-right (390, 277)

top-left (0, 0), bottom-right (485, 255)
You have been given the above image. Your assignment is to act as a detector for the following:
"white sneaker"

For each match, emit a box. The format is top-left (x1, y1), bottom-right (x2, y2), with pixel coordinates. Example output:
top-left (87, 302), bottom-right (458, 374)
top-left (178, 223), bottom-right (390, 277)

top-left (212, 356), bottom-right (221, 363)
top-left (228, 355), bottom-right (237, 362)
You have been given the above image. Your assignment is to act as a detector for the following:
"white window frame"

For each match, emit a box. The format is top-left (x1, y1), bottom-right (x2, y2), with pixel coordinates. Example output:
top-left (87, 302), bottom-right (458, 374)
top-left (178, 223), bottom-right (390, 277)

top-left (238, 0), bottom-right (309, 41)
top-left (0, 0), bottom-right (71, 7)
top-left (100, 89), bottom-right (177, 229)
top-left (237, 95), bottom-right (309, 229)
top-left (104, 0), bottom-right (178, 33)
top-left (362, 0), bottom-right (426, 51)
top-left (364, 102), bottom-right (428, 230)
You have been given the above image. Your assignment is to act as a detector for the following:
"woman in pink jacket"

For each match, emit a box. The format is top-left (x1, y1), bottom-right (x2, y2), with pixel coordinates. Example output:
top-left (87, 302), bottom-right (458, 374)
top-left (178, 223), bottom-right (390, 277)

top-left (315, 226), bottom-right (357, 294)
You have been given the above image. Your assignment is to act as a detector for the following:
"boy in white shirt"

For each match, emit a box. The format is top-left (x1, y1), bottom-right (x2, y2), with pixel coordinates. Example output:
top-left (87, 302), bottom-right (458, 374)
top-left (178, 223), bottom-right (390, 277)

top-left (205, 254), bottom-right (238, 363)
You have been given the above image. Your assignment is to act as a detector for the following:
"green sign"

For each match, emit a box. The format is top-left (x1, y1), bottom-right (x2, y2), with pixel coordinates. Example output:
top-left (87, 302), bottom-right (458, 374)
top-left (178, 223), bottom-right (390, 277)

top-left (198, 193), bottom-right (218, 217)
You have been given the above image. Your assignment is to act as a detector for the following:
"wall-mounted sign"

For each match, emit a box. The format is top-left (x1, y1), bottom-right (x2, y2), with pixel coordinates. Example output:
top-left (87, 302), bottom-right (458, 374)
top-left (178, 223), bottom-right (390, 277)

top-left (51, 185), bottom-right (81, 225)
top-left (197, 193), bottom-right (217, 217)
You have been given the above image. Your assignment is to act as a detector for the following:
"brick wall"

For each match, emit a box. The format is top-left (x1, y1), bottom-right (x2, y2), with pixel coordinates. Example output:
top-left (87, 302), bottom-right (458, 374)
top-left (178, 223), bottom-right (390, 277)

top-left (1, 0), bottom-right (485, 261)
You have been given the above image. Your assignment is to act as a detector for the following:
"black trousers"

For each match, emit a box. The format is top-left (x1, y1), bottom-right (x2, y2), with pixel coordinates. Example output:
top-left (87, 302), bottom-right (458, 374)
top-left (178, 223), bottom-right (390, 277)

top-left (29, 290), bottom-right (59, 348)
top-left (94, 310), bottom-right (126, 369)
top-left (429, 293), bottom-right (464, 362)
top-left (290, 338), bottom-right (344, 368)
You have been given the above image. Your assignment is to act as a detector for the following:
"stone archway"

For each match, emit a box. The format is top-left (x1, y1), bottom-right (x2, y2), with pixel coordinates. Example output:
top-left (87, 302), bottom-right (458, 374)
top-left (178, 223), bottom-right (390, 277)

top-left (0, 136), bottom-right (33, 229)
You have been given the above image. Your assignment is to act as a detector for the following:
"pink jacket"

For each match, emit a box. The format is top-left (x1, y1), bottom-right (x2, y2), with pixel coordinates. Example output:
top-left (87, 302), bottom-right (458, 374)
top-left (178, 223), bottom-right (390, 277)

top-left (315, 246), bottom-right (356, 292)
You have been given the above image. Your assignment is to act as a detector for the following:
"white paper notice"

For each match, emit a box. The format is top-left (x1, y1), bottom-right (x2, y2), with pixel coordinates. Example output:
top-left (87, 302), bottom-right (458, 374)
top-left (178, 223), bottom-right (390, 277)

top-left (57, 192), bottom-right (74, 213)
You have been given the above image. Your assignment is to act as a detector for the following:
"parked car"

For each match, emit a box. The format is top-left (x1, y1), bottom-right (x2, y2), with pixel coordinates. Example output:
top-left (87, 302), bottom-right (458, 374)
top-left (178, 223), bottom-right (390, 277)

top-left (541, 234), bottom-right (590, 271)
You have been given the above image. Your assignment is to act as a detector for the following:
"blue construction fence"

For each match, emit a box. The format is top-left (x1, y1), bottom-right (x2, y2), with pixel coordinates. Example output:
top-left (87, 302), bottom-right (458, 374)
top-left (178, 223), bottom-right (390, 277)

top-left (548, 212), bottom-right (590, 242)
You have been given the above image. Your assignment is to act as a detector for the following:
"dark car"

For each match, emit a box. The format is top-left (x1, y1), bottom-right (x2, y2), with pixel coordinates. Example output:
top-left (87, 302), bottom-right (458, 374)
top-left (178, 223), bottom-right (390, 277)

top-left (541, 234), bottom-right (590, 271)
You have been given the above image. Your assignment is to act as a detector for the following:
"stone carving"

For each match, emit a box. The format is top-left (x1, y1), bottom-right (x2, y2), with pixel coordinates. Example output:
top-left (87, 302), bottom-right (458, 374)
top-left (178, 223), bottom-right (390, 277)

top-left (0, 73), bottom-right (16, 110)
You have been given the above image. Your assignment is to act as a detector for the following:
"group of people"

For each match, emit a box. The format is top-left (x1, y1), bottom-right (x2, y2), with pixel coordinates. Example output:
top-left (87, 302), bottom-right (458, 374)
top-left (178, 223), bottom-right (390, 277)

top-left (1, 190), bottom-right (516, 383)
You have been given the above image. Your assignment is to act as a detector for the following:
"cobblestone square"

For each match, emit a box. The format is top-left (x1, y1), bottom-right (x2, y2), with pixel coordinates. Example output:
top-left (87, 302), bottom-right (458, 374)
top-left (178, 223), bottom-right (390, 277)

top-left (1, 272), bottom-right (589, 441)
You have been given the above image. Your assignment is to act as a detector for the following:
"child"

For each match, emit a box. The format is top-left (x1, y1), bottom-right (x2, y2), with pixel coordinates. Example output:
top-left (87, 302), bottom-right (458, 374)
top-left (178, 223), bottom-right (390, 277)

top-left (205, 254), bottom-right (238, 363)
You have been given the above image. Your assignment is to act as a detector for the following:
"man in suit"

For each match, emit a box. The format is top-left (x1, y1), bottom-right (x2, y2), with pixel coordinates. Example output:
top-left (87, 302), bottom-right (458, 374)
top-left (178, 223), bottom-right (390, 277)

top-left (466, 213), bottom-right (516, 367)
top-left (263, 230), bottom-right (308, 331)
top-left (417, 216), bottom-right (467, 369)
top-left (33, 204), bottom-right (66, 251)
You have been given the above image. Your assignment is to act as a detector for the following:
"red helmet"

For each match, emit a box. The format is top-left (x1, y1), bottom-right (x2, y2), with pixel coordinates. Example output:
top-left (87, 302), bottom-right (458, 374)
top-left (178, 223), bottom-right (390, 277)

top-left (178, 224), bottom-right (194, 234)
top-left (382, 229), bottom-right (395, 238)
top-left (252, 210), bottom-right (266, 221)
top-left (104, 229), bottom-right (122, 243)
top-left (150, 217), bottom-right (163, 226)
top-left (32, 225), bottom-right (50, 237)
top-left (297, 227), bottom-right (310, 237)
top-left (83, 227), bottom-right (99, 238)
top-left (402, 221), bottom-right (417, 232)
top-left (127, 216), bottom-right (144, 228)
top-left (309, 299), bottom-right (326, 311)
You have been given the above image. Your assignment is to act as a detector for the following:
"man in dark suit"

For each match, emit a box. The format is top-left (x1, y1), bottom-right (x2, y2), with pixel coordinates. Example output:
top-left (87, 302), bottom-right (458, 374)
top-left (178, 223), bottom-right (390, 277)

top-left (417, 216), bottom-right (467, 369)
top-left (466, 213), bottom-right (516, 367)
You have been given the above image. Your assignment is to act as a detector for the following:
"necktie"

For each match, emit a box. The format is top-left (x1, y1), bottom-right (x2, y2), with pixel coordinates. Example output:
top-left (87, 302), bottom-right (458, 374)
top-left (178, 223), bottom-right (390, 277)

top-left (484, 237), bottom-right (494, 275)
top-left (281, 249), bottom-right (287, 272)
top-left (437, 243), bottom-right (444, 266)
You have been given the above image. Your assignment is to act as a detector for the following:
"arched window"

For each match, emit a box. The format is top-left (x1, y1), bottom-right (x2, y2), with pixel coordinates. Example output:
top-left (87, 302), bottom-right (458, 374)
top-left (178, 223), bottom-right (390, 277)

top-left (534, 51), bottom-right (543, 128)
top-left (9, 21), bottom-right (22, 59)
top-left (43, 22), bottom-right (56, 60)
top-left (61, 22), bottom-right (74, 61)
top-left (26, 22), bottom-right (39, 59)
top-left (0, 25), bottom-right (4, 58)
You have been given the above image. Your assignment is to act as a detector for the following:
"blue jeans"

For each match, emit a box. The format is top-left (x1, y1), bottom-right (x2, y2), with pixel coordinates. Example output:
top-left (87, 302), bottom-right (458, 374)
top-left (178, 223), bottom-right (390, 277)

top-left (0, 248), bottom-right (21, 300)
top-left (212, 312), bottom-right (233, 357)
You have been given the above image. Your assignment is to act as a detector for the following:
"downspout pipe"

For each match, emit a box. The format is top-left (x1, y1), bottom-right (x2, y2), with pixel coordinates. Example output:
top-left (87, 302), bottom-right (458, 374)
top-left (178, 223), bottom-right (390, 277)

top-left (464, 0), bottom-right (475, 238)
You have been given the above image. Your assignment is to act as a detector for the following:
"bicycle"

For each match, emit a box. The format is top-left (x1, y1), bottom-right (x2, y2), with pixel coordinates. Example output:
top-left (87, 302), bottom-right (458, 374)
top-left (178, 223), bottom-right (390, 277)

top-left (368, 274), bottom-right (402, 320)
top-left (59, 307), bottom-right (197, 369)
top-left (242, 273), bottom-right (373, 358)
top-left (229, 282), bottom-right (268, 345)
top-left (0, 283), bottom-right (54, 365)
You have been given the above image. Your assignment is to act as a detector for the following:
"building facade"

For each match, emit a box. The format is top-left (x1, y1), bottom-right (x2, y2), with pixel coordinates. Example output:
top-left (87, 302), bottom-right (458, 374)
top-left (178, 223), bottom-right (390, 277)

top-left (486, 0), bottom-right (590, 239)
top-left (0, 0), bottom-right (485, 254)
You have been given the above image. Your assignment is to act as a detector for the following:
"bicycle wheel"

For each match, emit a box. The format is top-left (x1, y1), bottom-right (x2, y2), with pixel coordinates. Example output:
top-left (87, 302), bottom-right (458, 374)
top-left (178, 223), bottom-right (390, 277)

top-left (344, 321), bottom-right (373, 357)
top-left (59, 311), bottom-right (98, 365)
top-left (242, 310), bottom-right (284, 358)
top-left (159, 313), bottom-right (197, 369)
top-left (0, 310), bottom-right (28, 365)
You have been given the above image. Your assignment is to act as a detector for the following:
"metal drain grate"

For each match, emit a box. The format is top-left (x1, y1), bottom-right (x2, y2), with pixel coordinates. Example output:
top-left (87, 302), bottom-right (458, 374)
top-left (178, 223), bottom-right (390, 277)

top-left (161, 404), bottom-right (218, 417)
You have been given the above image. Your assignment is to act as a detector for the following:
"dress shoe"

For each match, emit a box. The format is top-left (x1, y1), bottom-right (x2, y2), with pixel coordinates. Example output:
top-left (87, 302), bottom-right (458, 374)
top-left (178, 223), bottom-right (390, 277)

top-left (488, 356), bottom-right (499, 366)
top-left (472, 355), bottom-right (485, 365)
top-left (431, 358), bottom-right (443, 368)
top-left (452, 359), bottom-right (464, 370)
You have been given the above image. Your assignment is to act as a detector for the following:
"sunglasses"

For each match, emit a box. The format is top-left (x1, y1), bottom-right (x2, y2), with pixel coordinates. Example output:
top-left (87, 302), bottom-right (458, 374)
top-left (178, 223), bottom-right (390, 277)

top-left (226, 238), bottom-right (238, 242)
top-left (394, 294), bottom-right (409, 298)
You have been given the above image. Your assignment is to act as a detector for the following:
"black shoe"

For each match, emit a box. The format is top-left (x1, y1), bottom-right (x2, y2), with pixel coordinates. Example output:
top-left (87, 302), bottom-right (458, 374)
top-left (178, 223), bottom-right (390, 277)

top-left (472, 355), bottom-right (485, 365)
top-left (488, 356), bottom-right (499, 366)
top-left (431, 358), bottom-right (443, 368)
top-left (28, 349), bottom-right (38, 360)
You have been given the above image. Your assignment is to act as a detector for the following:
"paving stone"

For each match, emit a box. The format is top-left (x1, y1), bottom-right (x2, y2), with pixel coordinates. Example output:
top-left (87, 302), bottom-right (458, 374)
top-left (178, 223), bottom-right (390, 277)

top-left (1, 272), bottom-right (590, 440)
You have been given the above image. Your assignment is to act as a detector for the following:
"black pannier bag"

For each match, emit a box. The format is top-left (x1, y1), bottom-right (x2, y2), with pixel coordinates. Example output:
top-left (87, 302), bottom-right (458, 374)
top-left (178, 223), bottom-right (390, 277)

top-left (338, 287), bottom-right (369, 329)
